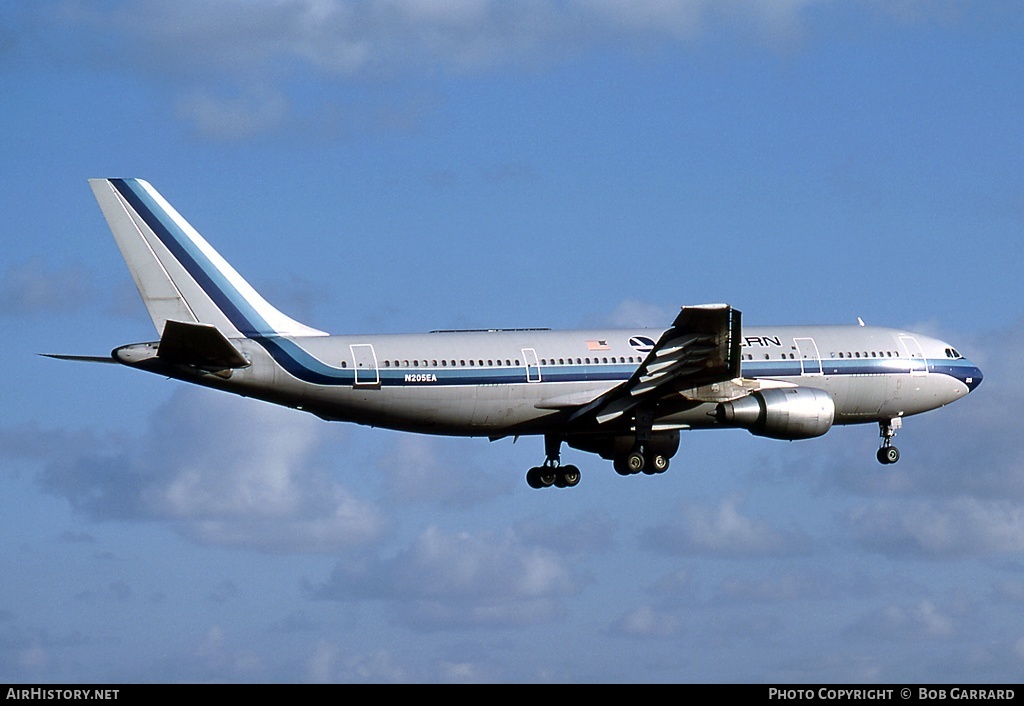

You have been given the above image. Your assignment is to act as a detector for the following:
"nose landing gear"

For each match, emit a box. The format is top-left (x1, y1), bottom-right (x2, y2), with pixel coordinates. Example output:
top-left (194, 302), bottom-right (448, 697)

top-left (877, 418), bottom-right (902, 465)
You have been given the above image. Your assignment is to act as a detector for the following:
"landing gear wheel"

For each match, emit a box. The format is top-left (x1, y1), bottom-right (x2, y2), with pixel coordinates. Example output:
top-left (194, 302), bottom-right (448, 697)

top-left (526, 466), bottom-right (557, 488)
top-left (526, 457), bottom-right (581, 489)
top-left (625, 451), bottom-right (646, 474)
top-left (559, 465), bottom-right (581, 487)
top-left (877, 446), bottom-right (900, 465)
top-left (647, 454), bottom-right (670, 474)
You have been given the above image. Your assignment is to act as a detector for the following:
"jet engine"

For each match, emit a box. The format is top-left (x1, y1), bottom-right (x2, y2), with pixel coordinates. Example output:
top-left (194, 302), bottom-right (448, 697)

top-left (715, 387), bottom-right (835, 440)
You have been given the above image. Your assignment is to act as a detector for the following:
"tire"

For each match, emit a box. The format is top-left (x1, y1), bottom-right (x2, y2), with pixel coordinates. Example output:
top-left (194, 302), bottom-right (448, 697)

top-left (626, 451), bottom-right (645, 474)
top-left (877, 446), bottom-right (900, 465)
top-left (650, 454), bottom-right (669, 474)
top-left (560, 465), bottom-right (581, 487)
top-left (526, 467), bottom-right (543, 488)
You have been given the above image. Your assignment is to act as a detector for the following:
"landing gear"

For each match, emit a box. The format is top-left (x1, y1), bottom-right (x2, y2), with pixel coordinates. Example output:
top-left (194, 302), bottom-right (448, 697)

top-left (877, 418), bottom-right (902, 465)
top-left (612, 408), bottom-right (672, 476)
top-left (613, 446), bottom-right (670, 476)
top-left (877, 446), bottom-right (900, 465)
top-left (525, 463), bottom-right (581, 489)
top-left (526, 435), bottom-right (581, 489)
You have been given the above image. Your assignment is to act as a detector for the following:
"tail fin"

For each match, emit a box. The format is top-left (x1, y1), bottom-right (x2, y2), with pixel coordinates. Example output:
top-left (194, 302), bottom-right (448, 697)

top-left (89, 178), bottom-right (326, 339)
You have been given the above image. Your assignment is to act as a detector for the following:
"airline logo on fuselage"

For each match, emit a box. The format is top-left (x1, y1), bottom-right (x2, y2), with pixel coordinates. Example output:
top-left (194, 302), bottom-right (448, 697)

top-left (629, 336), bottom-right (656, 353)
top-left (742, 335), bottom-right (782, 348)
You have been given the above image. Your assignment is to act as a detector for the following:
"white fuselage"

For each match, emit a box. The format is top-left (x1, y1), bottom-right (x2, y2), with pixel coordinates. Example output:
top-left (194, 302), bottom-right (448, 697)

top-left (142, 323), bottom-right (981, 439)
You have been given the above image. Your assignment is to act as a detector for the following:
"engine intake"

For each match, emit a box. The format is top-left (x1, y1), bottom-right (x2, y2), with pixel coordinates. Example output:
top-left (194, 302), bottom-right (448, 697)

top-left (716, 387), bottom-right (835, 440)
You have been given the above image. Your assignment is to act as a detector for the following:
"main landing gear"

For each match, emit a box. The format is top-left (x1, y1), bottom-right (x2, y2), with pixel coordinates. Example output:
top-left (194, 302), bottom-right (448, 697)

top-left (612, 407), bottom-right (670, 476)
top-left (612, 447), bottom-right (670, 476)
top-left (877, 417), bottom-right (902, 465)
top-left (526, 435), bottom-right (581, 489)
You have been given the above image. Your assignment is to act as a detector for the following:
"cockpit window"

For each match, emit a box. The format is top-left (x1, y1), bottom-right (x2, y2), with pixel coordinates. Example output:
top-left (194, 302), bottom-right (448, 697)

top-left (945, 348), bottom-right (962, 359)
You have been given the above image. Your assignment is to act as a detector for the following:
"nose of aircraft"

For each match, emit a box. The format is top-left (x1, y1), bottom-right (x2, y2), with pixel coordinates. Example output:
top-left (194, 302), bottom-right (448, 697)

top-left (964, 361), bottom-right (983, 392)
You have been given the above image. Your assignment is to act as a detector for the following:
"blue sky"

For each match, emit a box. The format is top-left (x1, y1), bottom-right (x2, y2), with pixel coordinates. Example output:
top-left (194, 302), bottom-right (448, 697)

top-left (1, 0), bottom-right (1022, 683)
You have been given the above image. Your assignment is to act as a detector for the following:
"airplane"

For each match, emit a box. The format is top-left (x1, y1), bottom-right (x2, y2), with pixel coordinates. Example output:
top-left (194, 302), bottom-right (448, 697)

top-left (47, 178), bottom-right (984, 490)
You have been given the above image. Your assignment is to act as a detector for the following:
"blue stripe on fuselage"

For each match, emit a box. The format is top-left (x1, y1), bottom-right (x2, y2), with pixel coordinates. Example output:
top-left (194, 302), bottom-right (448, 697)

top-left (248, 348), bottom-right (977, 390)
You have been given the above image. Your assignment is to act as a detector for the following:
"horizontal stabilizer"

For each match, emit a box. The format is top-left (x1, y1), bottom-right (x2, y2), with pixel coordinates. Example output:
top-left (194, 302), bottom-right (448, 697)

top-left (157, 320), bottom-right (249, 369)
top-left (40, 353), bottom-right (117, 364)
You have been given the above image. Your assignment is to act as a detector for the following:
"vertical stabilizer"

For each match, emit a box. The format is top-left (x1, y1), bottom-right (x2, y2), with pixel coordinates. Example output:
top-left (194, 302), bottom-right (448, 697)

top-left (90, 179), bottom-right (326, 339)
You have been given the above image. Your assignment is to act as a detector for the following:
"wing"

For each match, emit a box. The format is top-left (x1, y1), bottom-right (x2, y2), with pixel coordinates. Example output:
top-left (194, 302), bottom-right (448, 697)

top-left (569, 304), bottom-right (742, 426)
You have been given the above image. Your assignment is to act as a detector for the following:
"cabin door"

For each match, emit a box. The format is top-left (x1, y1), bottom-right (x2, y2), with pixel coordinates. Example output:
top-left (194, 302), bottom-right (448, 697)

top-left (522, 348), bottom-right (541, 383)
top-left (350, 344), bottom-right (380, 387)
top-left (794, 337), bottom-right (823, 376)
top-left (899, 336), bottom-right (928, 376)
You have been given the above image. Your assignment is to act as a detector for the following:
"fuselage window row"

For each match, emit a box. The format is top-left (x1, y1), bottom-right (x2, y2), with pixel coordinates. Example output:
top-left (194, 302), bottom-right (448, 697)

top-left (373, 356), bottom-right (642, 368)
top-left (739, 351), bottom-right (911, 361)
top-left (365, 349), bottom-right (948, 368)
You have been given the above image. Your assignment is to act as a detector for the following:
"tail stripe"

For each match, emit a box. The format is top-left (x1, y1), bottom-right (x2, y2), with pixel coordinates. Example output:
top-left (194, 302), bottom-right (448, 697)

top-left (107, 179), bottom-right (325, 339)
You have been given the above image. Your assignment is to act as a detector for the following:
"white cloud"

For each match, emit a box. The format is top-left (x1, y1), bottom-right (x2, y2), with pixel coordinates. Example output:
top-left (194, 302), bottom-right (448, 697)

top-left (56, 0), bottom-right (826, 75)
top-left (374, 434), bottom-right (516, 506)
top-left (846, 599), bottom-right (958, 642)
top-left (175, 88), bottom-right (291, 141)
top-left (29, 388), bottom-right (388, 553)
top-left (42, 0), bottom-right (837, 137)
top-left (642, 495), bottom-right (810, 556)
top-left (847, 498), bottom-right (1024, 558)
top-left (609, 604), bottom-right (683, 638)
top-left (601, 298), bottom-right (672, 328)
top-left (0, 258), bottom-right (95, 316)
top-left (715, 570), bottom-right (834, 603)
top-left (310, 524), bottom-right (578, 630)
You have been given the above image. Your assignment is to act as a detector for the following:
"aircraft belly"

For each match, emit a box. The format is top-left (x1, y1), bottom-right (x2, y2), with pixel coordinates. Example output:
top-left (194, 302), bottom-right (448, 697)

top-left (879, 372), bottom-right (967, 417)
top-left (294, 383), bottom-right (557, 435)
top-left (838, 375), bottom-right (886, 418)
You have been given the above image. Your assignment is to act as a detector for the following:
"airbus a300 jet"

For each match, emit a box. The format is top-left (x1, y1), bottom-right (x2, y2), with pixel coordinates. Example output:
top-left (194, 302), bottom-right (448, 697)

top-left (48, 179), bottom-right (983, 489)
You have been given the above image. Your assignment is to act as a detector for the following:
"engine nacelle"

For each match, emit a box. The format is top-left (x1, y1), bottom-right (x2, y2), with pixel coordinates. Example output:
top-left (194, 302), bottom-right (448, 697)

top-left (715, 387), bottom-right (835, 440)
